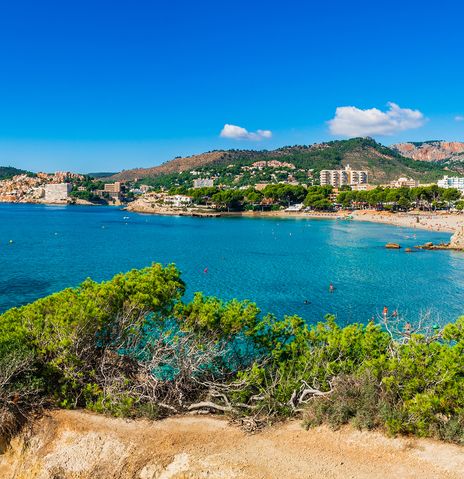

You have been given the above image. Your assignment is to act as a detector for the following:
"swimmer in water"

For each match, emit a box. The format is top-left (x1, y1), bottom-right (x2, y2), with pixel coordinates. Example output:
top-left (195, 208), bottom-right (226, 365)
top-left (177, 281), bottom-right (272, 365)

top-left (329, 283), bottom-right (334, 293)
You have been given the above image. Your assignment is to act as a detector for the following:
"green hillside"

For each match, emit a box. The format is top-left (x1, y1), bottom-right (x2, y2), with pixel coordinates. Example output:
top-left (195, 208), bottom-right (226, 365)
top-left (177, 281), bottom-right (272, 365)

top-left (0, 166), bottom-right (34, 180)
top-left (127, 138), bottom-right (455, 188)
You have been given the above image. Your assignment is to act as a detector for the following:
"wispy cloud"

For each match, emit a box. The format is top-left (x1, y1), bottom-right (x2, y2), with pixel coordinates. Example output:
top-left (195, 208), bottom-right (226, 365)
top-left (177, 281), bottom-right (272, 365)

top-left (455, 115), bottom-right (464, 122)
top-left (328, 102), bottom-right (426, 137)
top-left (220, 124), bottom-right (272, 141)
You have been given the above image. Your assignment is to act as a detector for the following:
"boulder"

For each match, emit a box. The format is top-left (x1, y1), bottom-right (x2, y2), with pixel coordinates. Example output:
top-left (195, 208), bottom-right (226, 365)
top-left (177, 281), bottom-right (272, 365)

top-left (385, 243), bottom-right (401, 249)
top-left (450, 226), bottom-right (464, 250)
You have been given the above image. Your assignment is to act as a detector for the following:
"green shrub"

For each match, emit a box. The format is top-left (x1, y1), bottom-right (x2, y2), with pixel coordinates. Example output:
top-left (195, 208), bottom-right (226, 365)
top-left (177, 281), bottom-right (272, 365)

top-left (0, 265), bottom-right (463, 445)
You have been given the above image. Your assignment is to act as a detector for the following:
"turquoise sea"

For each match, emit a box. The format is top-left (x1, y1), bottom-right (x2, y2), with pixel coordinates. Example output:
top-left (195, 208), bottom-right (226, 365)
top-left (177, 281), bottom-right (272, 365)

top-left (1, 203), bottom-right (463, 325)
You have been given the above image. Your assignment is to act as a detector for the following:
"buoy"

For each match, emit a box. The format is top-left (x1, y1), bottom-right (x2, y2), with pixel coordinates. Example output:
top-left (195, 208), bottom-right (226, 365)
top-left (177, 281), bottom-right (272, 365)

top-left (9, 240), bottom-right (13, 244)
top-left (203, 268), bottom-right (208, 273)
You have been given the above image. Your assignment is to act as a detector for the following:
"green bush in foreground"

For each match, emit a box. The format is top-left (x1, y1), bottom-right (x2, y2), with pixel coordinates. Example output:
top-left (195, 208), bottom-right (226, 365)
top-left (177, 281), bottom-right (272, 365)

top-left (0, 264), bottom-right (463, 444)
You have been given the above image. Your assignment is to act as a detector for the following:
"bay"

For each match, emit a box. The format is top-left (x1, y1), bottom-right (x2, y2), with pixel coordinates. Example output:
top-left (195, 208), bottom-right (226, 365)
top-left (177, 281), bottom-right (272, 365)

top-left (1, 203), bottom-right (463, 325)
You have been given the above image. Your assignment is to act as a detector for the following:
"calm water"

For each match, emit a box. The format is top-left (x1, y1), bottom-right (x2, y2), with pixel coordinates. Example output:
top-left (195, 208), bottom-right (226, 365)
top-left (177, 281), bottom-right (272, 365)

top-left (1, 203), bottom-right (463, 325)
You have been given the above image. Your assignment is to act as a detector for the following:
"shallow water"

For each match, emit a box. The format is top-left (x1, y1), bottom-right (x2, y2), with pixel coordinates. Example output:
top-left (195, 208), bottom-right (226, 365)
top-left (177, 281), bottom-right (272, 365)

top-left (1, 203), bottom-right (463, 325)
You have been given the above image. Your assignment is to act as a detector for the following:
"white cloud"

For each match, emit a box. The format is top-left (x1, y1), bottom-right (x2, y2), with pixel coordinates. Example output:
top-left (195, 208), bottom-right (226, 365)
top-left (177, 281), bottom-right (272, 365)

top-left (220, 124), bottom-right (272, 140)
top-left (328, 102), bottom-right (426, 137)
top-left (455, 115), bottom-right (464, 122)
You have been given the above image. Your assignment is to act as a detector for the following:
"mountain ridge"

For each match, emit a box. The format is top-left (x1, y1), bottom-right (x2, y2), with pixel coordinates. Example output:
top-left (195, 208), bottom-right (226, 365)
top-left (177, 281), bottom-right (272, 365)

top-left (104, 138), bottom-right (457, 185)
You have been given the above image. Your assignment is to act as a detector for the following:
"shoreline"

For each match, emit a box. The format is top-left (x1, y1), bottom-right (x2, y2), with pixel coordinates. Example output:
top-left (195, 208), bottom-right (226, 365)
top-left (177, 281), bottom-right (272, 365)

top-left (127, 204), bottom-right (464, 234)
top-left (3, 200), bottom-right (464, 236)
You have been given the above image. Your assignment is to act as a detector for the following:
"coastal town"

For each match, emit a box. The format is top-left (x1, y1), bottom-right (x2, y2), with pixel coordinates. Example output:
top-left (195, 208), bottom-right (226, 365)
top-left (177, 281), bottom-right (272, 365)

top-left (0, 172), bottom-right (142, 205)
top-left (2, 161), bottom-right (464, 233)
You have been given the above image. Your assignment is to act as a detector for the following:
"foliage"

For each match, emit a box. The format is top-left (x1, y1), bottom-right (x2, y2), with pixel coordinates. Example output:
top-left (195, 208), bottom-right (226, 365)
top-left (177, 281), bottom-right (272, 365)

top-left (0, 266), bottom-right (463, 445)
top-left (262, 184), bottom-right (306, 206)
top-left (211, 190), bottom-right (245, 211)
top-left (304, 185), bottom-right (333, 210)
top-left (336, 185), bottom-right (462, 211)
top-left (0, 166), bottom-right (35, 180)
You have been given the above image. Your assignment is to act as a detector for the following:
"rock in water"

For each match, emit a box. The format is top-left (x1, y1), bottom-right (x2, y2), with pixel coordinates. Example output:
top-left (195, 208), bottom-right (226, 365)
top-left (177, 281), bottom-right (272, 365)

top-left (385, 243), bottom-right (401, 249)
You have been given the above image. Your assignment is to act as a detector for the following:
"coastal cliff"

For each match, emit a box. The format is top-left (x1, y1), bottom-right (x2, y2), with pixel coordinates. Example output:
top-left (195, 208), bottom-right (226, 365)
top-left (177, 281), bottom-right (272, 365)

top-left (1, 410), bottom-right (463, 479)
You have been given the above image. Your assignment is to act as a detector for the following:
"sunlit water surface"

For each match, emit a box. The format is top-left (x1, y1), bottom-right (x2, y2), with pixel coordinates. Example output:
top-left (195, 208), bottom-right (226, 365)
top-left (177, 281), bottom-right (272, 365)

top-left (1, 203), bottom-right (463, 325)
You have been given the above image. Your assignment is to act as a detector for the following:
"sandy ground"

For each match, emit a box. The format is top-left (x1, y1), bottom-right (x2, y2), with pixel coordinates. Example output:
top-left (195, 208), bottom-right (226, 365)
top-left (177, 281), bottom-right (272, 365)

top-left (1, 410), bottom-right (463, 479)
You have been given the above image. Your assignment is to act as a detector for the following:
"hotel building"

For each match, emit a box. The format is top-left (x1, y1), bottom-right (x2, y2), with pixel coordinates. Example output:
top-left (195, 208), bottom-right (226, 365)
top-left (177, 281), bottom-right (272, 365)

top-left (320, 165), bottom-right (368, 188)
top-left (437, 176), bottom-right (464, 193)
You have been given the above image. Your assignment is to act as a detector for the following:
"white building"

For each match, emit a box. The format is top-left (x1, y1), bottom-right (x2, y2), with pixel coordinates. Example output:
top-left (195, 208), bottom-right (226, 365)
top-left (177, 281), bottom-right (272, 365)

top-left (164, 195), bottom-right (193, 207)
top-left (44, 183), bottom-right (72, 202)
top-left (320, 165), bottom-right (368, 187)
top-left (390, 177), bottom-right (419, 188)
top-left (437, 176), bottom-right (464, 193)
top-left (285, 203), bottom-right (304, 212)
top-left (193, 178), bottom-right (214, 188)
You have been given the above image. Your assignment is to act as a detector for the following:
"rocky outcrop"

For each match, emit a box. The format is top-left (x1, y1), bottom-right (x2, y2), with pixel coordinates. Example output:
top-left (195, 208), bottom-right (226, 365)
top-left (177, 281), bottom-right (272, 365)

top-left (415, 228), bottom-right (464, 251)
top-left (450, 226), bottom-right (464, 250)
top-left (392, 141), bottom-right (464, 162)
top-left (385, 243), bottom-right (401, 249)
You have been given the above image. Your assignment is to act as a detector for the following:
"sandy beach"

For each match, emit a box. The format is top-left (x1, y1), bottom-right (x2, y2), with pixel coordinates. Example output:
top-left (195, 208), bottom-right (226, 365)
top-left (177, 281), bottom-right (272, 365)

top-left (350, 210), bottom-right (464, 233)
top-left (127, 199), bottom-right (464, 235)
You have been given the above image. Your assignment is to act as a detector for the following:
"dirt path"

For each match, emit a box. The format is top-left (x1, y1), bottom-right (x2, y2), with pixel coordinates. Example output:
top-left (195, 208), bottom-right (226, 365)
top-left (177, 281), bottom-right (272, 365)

top-left (1, 410), bottom-right (463, 478)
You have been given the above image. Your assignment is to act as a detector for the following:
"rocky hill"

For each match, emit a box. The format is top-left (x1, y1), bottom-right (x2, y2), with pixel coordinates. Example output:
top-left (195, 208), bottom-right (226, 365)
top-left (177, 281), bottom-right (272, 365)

top-left (106, 138), bottom-right (455, 185)
top-left (391, 141), bottom-right (464, 173)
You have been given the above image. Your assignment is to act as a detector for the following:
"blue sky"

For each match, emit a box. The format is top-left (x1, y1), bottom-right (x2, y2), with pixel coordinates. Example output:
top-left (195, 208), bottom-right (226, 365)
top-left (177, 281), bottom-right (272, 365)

top-left (0, 0), bottom-right (463, 172)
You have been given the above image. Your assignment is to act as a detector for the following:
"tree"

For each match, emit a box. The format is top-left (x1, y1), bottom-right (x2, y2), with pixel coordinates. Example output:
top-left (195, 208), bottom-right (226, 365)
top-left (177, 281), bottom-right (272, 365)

top-left (262, 184), bottom-right (307, 206)
top-left (442, 188), bottom-right (462, 206)
top-left (304, 185), bottom-right (333, 209)
top-left (212, 190), bottom-right (244, 211)
top-left (397, 196), bottom-right (411, 211)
